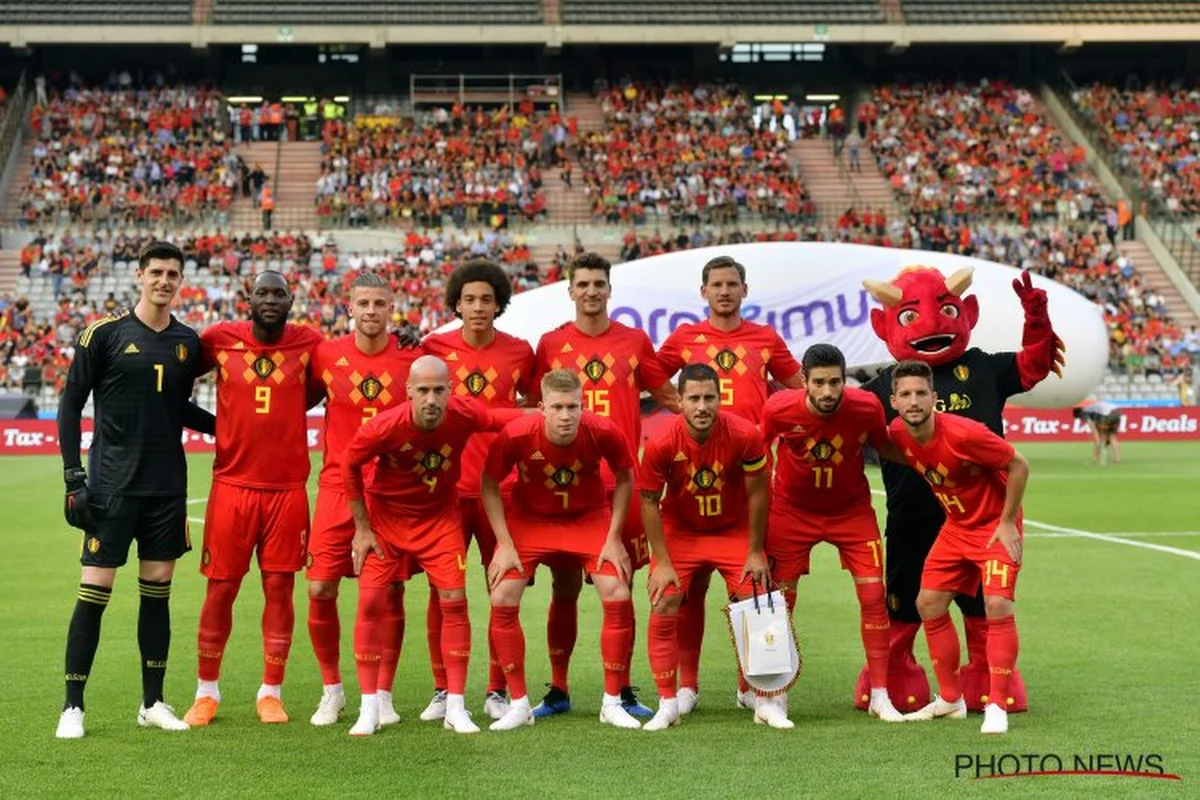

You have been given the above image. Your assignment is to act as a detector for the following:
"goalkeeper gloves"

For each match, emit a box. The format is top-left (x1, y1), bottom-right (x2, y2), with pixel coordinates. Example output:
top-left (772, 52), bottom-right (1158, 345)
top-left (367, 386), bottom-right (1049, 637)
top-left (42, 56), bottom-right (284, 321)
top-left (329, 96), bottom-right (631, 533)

top-left (63, 467), bottom-right (94, 531)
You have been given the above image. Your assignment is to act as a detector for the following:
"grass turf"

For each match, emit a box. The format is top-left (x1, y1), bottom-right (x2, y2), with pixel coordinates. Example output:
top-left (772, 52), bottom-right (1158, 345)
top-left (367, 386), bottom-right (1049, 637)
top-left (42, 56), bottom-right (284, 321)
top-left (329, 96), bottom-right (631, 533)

top-left (2, 442), bottom-right (1198, 798)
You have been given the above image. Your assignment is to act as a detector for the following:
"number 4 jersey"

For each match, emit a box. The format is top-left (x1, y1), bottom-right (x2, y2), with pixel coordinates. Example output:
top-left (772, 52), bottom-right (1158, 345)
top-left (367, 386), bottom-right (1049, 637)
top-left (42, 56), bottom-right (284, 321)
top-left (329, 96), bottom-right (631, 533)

top-left (200, 321), bottom-right (324, 489)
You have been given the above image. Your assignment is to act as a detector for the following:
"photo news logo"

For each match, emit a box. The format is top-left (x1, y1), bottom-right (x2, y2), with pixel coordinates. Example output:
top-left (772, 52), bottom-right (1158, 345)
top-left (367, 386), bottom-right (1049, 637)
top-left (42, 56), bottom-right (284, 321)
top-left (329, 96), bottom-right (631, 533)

top-left (955, 753), bottom-right (1182, 781)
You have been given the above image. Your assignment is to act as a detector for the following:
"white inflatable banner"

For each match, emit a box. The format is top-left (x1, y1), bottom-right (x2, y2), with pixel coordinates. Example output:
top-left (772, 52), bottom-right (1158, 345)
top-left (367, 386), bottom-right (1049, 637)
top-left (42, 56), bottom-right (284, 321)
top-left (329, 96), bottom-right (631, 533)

top-left (438, 242), bottom-right (1109, 408)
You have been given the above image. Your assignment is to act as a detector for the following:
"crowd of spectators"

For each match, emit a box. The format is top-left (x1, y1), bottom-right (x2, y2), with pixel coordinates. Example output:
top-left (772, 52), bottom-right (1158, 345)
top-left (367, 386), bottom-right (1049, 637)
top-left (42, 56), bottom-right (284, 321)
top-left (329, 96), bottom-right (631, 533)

top-left (575, 81), bottom-right (814, 228)
top-left (868, 79), bottom-right (1110, 226)
top-left (13, 72), bottom-right (239, 229)
top-left (1070, 80), bottom-right (1200, 219)
top-left (314, 102), bottom-right (559, 230)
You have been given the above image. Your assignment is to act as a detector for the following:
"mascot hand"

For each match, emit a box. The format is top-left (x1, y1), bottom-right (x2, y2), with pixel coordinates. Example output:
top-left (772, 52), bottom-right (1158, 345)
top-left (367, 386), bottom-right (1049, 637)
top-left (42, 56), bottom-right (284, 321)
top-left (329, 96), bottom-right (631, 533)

top-left (1052, 334), bottom-right (1066, 377)
top-left (1012, 270), bottom-right (1048, 314)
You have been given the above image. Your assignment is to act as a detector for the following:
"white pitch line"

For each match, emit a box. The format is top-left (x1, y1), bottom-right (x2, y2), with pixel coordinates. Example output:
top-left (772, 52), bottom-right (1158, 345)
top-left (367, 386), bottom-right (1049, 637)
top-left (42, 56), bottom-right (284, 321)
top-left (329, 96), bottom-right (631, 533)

top-left (186, 498), bottom-right (208, 505)
top-left (1025, 531), bottom-right (1200, 539)
top-left (188, 516), bottom-right (205, 524)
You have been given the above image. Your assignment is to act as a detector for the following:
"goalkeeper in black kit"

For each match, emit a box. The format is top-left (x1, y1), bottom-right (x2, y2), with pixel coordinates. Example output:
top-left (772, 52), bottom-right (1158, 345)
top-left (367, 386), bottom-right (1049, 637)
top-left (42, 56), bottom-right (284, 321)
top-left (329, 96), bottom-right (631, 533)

top-left (55, 241), bottom-right (216, 739)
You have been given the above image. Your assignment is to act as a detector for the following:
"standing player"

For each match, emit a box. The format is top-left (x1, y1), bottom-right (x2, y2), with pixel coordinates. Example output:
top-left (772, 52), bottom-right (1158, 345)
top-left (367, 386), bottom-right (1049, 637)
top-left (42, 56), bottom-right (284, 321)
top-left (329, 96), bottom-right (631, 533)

top-left (483, 369), bottom-right (642, 731)
top-left (184, 271), bottom-right (324, 726)
top-left (342, 355), bottom-right (522, 735)
top-left (528, 252), bottom-right (679, 719)
top-left (639, 364), bottom-right (771, 731)
top-left (888, 360), bottom-right (1028, 734)
top-left (760, 344), bottom-right (905, 725)
top-left (55, 241), bottom-right (213, 738)
top-left (419, 258), bottom-right (535, 723)
top-left (656, 255), bottom-right (802, 712)
top-left (306, 272), bottom-right (422, 727)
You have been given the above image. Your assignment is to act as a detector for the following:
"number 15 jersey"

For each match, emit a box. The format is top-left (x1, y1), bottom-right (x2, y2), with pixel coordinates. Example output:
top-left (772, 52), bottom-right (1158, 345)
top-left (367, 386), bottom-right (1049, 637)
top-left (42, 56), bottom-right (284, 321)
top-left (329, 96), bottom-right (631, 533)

top-left (200, 321), bottom-right (324, 489)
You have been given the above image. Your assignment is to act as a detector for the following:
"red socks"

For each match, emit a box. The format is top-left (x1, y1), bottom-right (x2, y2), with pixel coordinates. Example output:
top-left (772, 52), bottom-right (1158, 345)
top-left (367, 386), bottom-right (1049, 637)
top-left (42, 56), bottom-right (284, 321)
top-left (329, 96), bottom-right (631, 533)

top-left (307, 593), bottom-right (341, 686)
top-left (490, 605), bottom-right (526, 698)
top-left (354, 586), bottom-right (388, 695)
top-left (986, 615), bottom-right (1019, 705)
top-left (547, 595), bottom-right (578, 692)
top-left (261, 573), bottom-right (295, 686)
top-left (601, 600), bottom-right (633, 696)
top-left (676, 593), bottom-right (705, 692)
top-left (922, 613), bottom-right (962, 702)
top-left (197, 578), bottom-right (241, 681)
top-left (855, 582), bottom-right (891, 689)
top-left (648, 612), bottom-right (679, 700)
top-left (439, 598), bottom-right (471, 696)
top-left (427, 593), bottom-right (446, 690)
top-left (378, 586), bottom-right (405, 693)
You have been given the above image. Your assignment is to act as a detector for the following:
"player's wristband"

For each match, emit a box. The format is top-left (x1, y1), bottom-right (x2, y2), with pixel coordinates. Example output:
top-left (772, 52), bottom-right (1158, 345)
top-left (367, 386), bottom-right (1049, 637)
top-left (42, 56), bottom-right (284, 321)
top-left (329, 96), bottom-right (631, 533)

top-left (64, 467), bottom-right (88, 490)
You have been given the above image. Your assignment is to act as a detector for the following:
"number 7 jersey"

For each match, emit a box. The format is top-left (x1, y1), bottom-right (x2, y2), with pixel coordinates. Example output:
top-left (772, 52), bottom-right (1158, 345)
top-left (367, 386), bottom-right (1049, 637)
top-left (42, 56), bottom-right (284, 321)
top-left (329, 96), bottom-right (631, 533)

top-left (200, 321), bottom-right (324, 489)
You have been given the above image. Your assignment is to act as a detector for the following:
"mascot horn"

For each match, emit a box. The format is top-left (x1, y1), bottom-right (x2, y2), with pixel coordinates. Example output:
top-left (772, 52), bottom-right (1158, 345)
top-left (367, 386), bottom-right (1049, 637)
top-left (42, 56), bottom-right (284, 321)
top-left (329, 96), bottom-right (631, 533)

top-left (853, 265), bottom-right (1063, 714)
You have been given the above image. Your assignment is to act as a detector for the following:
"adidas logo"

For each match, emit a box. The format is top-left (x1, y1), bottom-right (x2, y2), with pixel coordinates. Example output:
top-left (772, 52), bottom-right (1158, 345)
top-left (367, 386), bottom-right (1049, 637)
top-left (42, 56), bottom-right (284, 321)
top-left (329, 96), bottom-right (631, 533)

top-left (232, 341), bottom-right (245, 349)
top-left (791, 425), bottom-right (806, 433)
top-left (560, 342), bottom-right (573, 353)
top-left (335, 356), bottom-right (350, 367)
top-left (445, 352), bottom-right (459, 361)
top-left (123, 343), bottom-right (140, 354)
top-left (694, 334), bottom-right (707, 343)
top-left (530, 450), bottom-right (545, 460)
top-left (673, 451), bottom-right (688, 461)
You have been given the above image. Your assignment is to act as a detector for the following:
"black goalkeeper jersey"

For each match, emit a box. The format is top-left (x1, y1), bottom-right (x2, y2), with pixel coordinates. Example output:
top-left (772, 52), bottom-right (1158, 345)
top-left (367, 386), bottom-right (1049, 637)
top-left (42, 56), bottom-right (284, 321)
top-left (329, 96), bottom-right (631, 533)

top-left (58, 310), bottom-right (203, 496)
top-left (862, 347), bottom-right (1025, 528)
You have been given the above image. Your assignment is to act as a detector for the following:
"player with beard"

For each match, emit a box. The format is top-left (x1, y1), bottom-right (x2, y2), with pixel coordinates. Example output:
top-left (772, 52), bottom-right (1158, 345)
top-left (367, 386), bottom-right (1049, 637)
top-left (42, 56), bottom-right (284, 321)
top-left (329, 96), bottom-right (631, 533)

top-left (656, 255), bottom-right (802, 714)
top-left (759, 344), bottom-right (906, 727)
top-left (419, 259), bottom-right (535, 723)
top-left (185, 271), bottom-right (324, 726)
top-left (305, 272), bottom-right (423, 727)
top-left (528, 252), bottom-right (679, 720)
top-left (888, 360), bottom-right (1028, 735)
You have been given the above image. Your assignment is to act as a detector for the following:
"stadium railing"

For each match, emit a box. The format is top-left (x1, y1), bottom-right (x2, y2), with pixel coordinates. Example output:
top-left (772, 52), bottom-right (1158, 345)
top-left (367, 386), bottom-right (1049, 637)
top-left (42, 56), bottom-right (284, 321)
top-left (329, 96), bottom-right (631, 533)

top-left (408, 74), bottom-right (565, 110)
top-left (1050, 69), bottom-right (1200, 287)
top-left (0, 72), bottom-right (29, 198)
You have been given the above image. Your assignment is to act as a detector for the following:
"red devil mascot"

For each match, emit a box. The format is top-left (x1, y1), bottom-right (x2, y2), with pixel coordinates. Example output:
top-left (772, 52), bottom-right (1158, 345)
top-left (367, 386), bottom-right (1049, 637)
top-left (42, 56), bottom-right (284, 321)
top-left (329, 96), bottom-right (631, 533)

top-left (853, 265), bottom-right (1064, 714)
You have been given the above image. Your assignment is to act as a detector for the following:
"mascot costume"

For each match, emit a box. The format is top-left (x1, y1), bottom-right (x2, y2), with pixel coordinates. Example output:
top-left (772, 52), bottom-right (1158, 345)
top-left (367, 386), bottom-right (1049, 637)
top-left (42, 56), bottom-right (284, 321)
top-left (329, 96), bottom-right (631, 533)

top-left (852, 265), bottom-right (1064, 714)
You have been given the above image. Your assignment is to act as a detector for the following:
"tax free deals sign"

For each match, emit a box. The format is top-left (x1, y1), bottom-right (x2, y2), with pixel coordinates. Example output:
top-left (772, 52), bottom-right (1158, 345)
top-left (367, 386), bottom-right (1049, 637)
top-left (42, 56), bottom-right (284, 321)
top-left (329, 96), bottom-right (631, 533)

top-left (466, 242), bottom-right (1110, 409)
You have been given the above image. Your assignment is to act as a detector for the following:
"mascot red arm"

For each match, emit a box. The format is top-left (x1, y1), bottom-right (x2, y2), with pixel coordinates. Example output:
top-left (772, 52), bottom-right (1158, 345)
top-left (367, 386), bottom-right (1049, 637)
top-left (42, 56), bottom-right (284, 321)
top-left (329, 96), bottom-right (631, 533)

top-left (851, 265), bottom-right (1063, 716)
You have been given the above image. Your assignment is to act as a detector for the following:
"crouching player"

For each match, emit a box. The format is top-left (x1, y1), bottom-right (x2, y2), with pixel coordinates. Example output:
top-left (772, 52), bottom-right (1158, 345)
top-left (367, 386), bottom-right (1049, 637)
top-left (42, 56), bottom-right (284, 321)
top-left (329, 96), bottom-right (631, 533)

top-left (639, 364), bottom-right (771, 731)
top-left (888, 360), bottom-right (1029, 734)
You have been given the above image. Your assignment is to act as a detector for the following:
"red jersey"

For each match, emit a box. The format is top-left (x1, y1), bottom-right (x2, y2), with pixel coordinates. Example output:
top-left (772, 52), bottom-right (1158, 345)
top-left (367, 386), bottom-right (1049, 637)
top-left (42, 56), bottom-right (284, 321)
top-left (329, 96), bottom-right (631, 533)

top-left (343, 396), bottom-right (520, 512)
top-left (762, 386), bottom-right (891, 518)
top-left (201, 321), bottom-right (323, 489)
top-left (312, 334), bottom-right (422, 489)
top-left (422, 328), bottom-right (535, 497)
top-left (888, 413), bottom-right (1016, 532)
top-left (485, 412), bottom-right (635, 520)
top-left (531, 320), bottom-right (671, 455)
top-left (639, 413), bottom-right (767, 534)
top-left (658, 319), bottom-right (800, 422)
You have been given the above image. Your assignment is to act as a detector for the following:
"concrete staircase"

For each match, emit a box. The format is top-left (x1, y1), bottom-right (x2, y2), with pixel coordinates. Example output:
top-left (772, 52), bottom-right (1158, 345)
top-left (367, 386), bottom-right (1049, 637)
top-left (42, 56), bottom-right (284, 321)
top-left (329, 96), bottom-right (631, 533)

top-left (788, 139), bottom-right (902, 220)
top-left (230, 141), bottom-right (277, 230)
top-left (540, 0), bottom-right (561, 24)
top-left (272, 141), bottom-right (322, 230)
top-left (1119, 239), bottom-right (1199, 330)
top-left (0, 249), bottom-right (20, 294)
top-left (542, 166), bottom-right (591, 226)
top-left (2, 140), bottom-right (34, 225)
top-left (565, 92), bottom-right (605, 134)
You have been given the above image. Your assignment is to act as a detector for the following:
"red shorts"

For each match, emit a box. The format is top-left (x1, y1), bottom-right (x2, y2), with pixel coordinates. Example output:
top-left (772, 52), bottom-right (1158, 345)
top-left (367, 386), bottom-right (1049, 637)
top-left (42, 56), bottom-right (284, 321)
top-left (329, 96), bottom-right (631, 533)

top-left (618, 488), bottom-right (650, 571)
top-left (653, 528), bottom-right (753, 597)
top-left (505, 508), bottom-right (620, 581)
top-left (766, 502), bottom-right (883, 581)
top-left (359, 497), bottom-right (467, 591)
top-left (307, 485), bottom-right (421, 582)
top-left (459, 496), bottom-right (499, 566)
top-left (201, 479), bottom-right (309, 579)
top-left (921, 523), bottom-right (1021, 600)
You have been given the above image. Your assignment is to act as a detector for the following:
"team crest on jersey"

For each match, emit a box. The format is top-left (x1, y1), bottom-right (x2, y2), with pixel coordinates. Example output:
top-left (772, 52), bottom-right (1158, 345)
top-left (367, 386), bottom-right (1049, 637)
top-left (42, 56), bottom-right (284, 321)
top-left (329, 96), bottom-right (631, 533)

top-left (693, 467), bottom-right (717, 490)
top-left (86, 536), bottom-right (100, 554)
top-left (583, 358), bottom-right (607, 382)
top-left (252, 355), bottom-right (276, 380)
top-left (422, 452), bottom-right (445, 471)
top-left (811, 440), bottom-right (835, 462)
top-left (953, 364), bottom-right (970, 382)
top-left (465, 369), bottom-right (489, 396)
top-left (359, 375), bottom-right (382, 401)
top-left (551, 467), bottom-right (576, 487)
top-left (175, 343), bottom-right (189, 363)
top-left (924, 468), bottom-right (945, 487)
top-left (714, 348), bottom-right (739, 371)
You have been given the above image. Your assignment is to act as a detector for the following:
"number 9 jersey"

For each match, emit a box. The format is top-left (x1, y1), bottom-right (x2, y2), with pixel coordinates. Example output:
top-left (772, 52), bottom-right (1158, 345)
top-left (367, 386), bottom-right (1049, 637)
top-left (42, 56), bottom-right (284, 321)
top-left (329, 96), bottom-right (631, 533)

top-left (200, 321), bottom-right (324, 489)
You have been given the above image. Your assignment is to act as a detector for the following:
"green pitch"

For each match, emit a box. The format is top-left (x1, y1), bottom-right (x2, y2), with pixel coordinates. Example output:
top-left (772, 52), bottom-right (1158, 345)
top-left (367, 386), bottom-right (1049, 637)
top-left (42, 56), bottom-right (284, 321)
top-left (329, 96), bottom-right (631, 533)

top-left (3, 443), bottom-right (1199, 798)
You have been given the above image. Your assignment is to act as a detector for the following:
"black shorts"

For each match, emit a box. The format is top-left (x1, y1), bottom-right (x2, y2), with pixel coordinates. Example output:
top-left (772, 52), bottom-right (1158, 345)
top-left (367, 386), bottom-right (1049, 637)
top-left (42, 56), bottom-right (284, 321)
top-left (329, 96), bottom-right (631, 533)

top-left (80, 494), bottom-right (191, 568)
top-left (883, 517), bottom-right (984, 623)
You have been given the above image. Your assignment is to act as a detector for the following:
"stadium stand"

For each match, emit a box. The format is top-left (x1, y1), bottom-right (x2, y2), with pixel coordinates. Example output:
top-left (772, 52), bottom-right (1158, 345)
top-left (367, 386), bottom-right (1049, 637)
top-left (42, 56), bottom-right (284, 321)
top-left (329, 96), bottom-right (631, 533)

top-left (901, 1), bottom-right (1200, 24)
top-left (560, 0), bottom-right (883, 24)
top-left (211, 0), bottom-right (542, 24)
top-left (0, 0), bottom-right (192, 24)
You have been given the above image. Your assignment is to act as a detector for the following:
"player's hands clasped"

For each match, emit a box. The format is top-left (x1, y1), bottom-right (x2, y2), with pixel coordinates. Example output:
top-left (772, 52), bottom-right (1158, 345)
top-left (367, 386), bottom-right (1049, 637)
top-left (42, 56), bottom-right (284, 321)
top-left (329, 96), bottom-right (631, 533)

top-left (597, 538), bottom-right (632, 584)
top-left (646, 563), bottom-right (681, 609)
top-left (351, 525), bottom-right (383, 575)
top-left (487, 543), bottom-right (524, 590)
top-left (741, 549), bottom-right (770, 587)
top-left (987, 521), bottom-right (1023, 565)
top-left (63, 467), bottom-right (94, 531)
